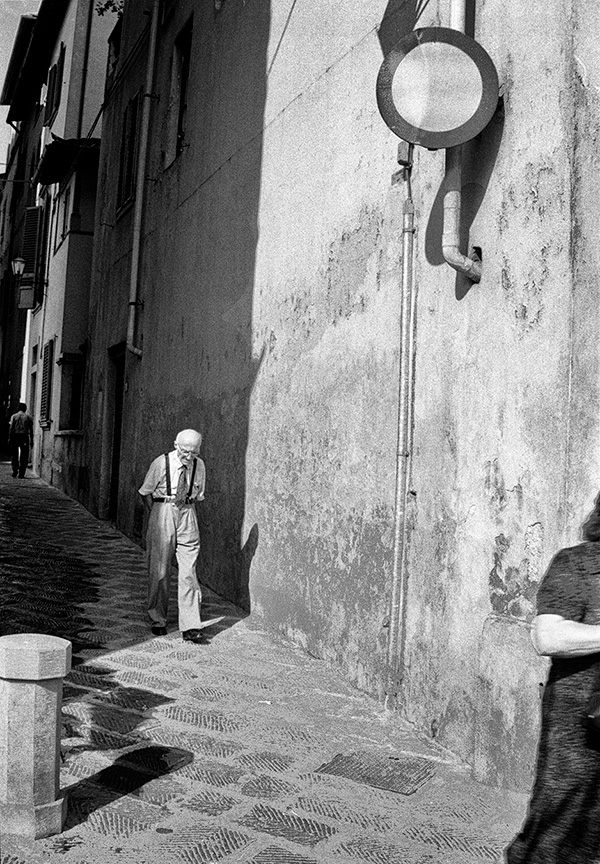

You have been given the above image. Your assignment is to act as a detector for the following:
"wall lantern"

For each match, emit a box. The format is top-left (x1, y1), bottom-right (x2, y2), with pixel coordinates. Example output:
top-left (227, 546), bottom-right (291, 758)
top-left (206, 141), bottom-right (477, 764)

top-left (11, 257), bottom-right (34, 309)
top-left (11, 257), bottom-right (25, 278)
top-left (376, 27), bottom-right (499, 149)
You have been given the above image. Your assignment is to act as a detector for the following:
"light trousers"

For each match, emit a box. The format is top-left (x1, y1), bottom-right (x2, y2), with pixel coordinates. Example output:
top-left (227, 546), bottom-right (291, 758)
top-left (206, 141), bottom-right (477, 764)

top-left (146, 501), bottom-right (202, 631)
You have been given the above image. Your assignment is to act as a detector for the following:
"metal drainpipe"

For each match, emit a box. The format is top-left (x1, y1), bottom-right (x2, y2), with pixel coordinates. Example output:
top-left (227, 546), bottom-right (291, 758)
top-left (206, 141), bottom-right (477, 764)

top-left (126, 0), bottom-right (160, 357)
top-left (442, 0), bottom-right (482, 283)
top-left (385, 151), bottom-right (416, 710)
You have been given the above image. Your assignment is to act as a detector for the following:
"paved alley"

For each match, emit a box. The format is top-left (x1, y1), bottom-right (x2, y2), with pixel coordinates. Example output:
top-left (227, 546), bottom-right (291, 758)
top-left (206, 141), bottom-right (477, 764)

top-left (0, 464), bottom-right (526, 864)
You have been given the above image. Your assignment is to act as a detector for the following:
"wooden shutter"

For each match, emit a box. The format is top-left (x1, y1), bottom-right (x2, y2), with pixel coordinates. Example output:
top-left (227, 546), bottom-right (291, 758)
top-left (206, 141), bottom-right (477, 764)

top-left (117, 92), bottom-right (140, 208)
top-left (44, 44), bottom-right (65, 126)
top-left (21, 206), bottom-right (42, 285)
top-left (44, 65), bottom-right (57, 124)
top-left (40, 338), bottom-right (54, 423)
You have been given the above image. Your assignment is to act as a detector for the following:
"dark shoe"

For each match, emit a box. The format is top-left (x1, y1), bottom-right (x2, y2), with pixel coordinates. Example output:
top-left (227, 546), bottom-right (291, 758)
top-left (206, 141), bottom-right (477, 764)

top-left (11, 471), bottom-right (17, 478)
top-left (151, 624), bottom-right (167, 636)
top-left (182, 629), bottom-right (207, 644)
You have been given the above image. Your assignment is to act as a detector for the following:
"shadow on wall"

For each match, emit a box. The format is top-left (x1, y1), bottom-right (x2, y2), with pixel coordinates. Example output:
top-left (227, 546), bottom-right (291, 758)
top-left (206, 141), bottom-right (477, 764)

top-left (424, 100), bottom-right (505, 300)
top-left (377, 0), bottom-right (434, 56)
top-left (172, 0), bottom-right (270, 614)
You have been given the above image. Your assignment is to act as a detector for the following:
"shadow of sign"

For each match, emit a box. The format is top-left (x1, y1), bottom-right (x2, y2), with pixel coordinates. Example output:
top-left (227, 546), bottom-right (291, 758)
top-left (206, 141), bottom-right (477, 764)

top-left (63, 745), bottom-right (193, 830)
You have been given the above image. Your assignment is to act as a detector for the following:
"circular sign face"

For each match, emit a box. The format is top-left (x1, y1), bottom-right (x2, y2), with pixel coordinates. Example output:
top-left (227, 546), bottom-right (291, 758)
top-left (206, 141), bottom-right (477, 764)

top-left (376, 28), bottom-right (499, 149)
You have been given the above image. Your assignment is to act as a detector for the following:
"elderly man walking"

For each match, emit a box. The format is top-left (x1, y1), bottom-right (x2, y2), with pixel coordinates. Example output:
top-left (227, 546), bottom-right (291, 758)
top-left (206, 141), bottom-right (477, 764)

top-left (139, 429), bottom-right (206, 643)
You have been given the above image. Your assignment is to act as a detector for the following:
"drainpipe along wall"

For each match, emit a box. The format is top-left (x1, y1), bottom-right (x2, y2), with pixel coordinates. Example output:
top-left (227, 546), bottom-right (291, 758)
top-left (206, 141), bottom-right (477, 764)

top-left (443, 0), bottom-right (481, 282)
top-left (126, 0), bottom-right (160, 358)
top-left (385, 150), bottom-right (416, 711)
top-left (385, 0), bottom-right (477, 711)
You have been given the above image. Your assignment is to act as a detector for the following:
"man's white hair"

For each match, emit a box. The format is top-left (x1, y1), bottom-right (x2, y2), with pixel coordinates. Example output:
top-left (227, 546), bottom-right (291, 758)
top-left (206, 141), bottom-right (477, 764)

top-left (175, 429), bottom-right (202, 446)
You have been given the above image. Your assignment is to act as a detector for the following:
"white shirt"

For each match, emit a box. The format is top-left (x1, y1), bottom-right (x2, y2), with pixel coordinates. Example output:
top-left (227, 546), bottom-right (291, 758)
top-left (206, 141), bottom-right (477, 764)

top-left (138, 449), bottom-right (206, 501)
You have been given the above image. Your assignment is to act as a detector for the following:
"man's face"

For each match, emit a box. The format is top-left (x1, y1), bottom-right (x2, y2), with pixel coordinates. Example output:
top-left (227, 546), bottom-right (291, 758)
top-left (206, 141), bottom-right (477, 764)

top-left (174, 437), bottom-right (201, 466)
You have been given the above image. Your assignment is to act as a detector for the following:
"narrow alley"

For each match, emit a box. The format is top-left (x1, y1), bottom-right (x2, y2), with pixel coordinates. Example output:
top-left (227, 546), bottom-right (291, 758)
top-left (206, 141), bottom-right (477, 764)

top-left (0, 464), bottom-right (526, 864)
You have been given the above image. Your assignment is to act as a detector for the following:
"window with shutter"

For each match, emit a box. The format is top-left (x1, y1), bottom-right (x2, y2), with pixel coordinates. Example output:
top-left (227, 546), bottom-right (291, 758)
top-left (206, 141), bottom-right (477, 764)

top-left (44, 44), bottom-right (65, 127)
top-left (163, 19), bottom-right (193, 168)
top-left (35, 200), bottom-right (50, 306)
top-left (40, 338), bottom-right (54, 426)
top-left (175, 21), bottom-right (193, 158)
top-left (117, 92), bottom-right (140, 210)
top-left (21, 206), bottom-right (42, 285)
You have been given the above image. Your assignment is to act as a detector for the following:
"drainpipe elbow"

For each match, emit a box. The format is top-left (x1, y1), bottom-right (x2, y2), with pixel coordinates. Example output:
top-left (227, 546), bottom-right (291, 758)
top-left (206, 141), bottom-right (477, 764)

top-left (442, 243), bottom-right (482, 282)
top-left (442, 188), bottom-right (482, 283)
top-left (127, 342), bottom-right (143, 358)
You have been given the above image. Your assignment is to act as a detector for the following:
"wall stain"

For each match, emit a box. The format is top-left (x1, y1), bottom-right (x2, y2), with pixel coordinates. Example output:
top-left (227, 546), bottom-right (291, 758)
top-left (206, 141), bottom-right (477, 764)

top-left (488, 523), bottom-right (543, 620)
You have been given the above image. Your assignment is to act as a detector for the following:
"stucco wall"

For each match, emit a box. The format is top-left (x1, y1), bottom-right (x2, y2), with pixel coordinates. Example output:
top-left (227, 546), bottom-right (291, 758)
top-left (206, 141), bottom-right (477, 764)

top-left (83, 0), bottom-right (600, 790)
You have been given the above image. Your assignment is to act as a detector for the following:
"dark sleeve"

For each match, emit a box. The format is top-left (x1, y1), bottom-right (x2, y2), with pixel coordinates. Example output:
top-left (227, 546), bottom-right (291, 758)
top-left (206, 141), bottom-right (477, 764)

top-left (536, 548), bottom-right (587, 621)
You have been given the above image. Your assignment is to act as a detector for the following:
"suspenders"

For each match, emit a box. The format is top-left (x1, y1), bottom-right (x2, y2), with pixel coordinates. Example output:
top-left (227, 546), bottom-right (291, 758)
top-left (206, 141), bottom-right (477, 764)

top-left (164, 453), bottom-right (197, 501)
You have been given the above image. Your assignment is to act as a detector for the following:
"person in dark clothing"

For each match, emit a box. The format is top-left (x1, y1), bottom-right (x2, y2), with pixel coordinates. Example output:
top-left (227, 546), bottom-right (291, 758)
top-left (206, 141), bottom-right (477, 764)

top-left (506, 492), bottom-right (600, 863)
top-left (8, 402), bottom-right (33, 479)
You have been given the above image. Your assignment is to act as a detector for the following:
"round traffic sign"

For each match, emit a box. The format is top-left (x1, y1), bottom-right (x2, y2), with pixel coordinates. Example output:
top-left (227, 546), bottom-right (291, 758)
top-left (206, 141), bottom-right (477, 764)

top-left (376, 28), bottom-right (499, 149)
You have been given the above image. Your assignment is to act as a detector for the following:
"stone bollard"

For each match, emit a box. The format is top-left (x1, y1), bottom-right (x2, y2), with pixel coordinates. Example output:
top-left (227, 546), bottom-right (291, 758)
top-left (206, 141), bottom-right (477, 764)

top-left (0, 633), bottom-right (72, 839)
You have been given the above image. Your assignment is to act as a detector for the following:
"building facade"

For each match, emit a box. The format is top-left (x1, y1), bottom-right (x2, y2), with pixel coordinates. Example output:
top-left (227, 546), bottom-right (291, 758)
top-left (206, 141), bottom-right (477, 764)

top-left (0, 0), bottom-right (116, 491)
top-left (2, 0), bottom-right (599, 791)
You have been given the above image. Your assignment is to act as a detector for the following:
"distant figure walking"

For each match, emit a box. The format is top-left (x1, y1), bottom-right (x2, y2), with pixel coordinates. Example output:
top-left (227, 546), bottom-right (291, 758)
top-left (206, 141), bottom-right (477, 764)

top-left (8, 402), bottom-right (33, 479)
top-left (139, 429), bottom-right (206, 644)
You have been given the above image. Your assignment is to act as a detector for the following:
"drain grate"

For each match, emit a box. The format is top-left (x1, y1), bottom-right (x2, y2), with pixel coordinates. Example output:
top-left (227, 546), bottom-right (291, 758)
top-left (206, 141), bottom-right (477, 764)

top-left (317, 751), bottom-right (435, 795)
top-left (249, 848), bottom-right (318, 864)
top-left (239, 803), bottom-right (336, 846)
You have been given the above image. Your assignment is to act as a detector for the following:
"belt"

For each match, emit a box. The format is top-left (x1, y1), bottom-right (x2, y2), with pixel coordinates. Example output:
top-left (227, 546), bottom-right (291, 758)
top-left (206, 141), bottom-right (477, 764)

top-left (152, 497), bottom-right (194, 504)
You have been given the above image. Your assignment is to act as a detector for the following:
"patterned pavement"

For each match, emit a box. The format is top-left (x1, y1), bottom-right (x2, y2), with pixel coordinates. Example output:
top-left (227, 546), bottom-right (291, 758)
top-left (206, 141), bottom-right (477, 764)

top-left (0, 464), bottom-right (525, 864)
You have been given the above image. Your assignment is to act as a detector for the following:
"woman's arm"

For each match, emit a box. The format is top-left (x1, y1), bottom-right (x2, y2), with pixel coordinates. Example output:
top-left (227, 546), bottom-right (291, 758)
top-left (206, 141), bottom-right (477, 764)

top-left (532, 614), bottom-right (600, 657)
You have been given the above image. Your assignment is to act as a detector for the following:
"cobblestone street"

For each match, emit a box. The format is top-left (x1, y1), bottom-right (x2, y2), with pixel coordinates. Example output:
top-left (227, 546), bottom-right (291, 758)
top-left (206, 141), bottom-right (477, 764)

top-left (0, 464), bottom-right (525, 864)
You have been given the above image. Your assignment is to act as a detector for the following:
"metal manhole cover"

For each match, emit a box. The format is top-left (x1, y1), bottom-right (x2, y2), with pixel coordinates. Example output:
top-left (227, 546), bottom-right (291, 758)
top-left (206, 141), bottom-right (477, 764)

top-left (316, 751), bottom-right (435, 795)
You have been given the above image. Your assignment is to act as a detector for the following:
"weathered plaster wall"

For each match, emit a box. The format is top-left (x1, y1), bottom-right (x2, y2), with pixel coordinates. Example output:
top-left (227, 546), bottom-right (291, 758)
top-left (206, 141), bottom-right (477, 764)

top-left (399, 0), bottom-right (600, 787)
top-left (84, 0), bottom-right (600, 790)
